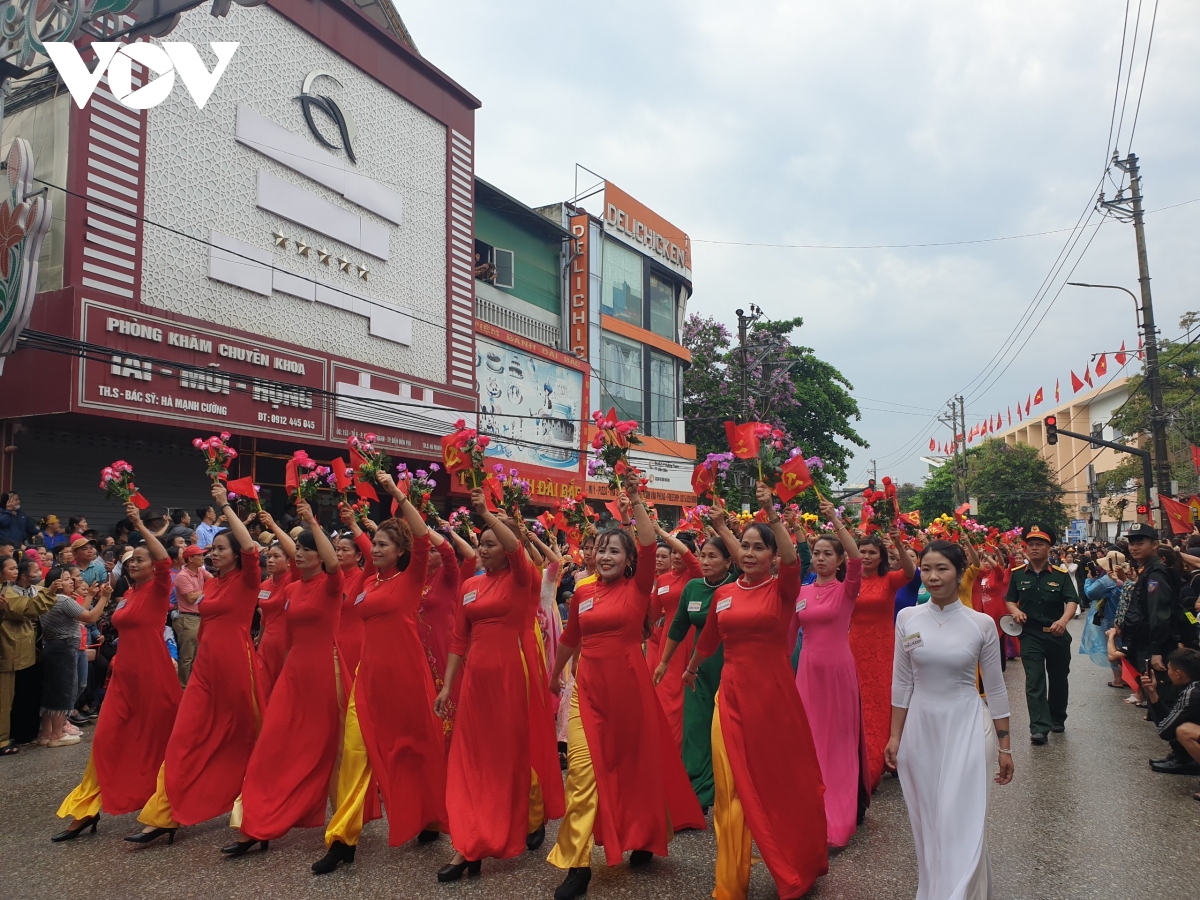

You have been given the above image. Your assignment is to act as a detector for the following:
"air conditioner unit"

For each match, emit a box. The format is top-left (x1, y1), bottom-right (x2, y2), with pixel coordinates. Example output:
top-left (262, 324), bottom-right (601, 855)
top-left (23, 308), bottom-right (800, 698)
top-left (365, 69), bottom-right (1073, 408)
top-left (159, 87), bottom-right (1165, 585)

top-left (1080, 504), bottom-right (1093, 513)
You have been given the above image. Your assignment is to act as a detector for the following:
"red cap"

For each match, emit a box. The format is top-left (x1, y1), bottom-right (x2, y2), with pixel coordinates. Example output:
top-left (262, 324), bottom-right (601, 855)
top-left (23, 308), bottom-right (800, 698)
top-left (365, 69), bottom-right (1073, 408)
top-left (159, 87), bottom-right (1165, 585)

top-left (182, 545), bottom-right (207, 560)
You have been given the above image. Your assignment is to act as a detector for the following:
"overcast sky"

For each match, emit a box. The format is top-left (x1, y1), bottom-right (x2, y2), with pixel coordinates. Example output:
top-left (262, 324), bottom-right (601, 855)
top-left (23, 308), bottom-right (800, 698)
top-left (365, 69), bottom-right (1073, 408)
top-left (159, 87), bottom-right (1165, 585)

top-left (404, 0), bottom-right (1200, 485)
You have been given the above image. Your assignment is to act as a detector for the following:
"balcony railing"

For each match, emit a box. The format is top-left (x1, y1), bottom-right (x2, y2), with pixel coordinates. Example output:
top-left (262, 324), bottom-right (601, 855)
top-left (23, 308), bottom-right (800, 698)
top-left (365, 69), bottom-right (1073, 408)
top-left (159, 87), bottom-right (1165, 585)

top-left (476, 293), bottom-right (561, 348)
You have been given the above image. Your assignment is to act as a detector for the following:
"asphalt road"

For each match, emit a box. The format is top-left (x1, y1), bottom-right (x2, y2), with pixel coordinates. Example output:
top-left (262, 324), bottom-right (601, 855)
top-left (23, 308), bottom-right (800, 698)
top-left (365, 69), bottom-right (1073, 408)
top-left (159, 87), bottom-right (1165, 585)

top-left (3, 619), bottom-right (1198, 899)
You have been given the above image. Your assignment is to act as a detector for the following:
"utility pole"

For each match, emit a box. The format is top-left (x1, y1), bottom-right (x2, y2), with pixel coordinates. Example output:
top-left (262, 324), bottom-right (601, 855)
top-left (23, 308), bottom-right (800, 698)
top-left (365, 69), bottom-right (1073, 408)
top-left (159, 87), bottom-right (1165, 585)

top-left (1103, 153), bottom-right (1171, 528)
top-left (734, 305), bottom-right (762, 424)
top-left (938, 401), bottom-right (961, 507)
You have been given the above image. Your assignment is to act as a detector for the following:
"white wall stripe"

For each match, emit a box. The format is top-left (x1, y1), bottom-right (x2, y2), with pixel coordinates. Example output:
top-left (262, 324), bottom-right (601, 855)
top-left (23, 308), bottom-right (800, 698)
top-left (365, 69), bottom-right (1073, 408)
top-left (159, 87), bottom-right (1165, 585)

top-left (84, 246), bottom-right (135, 269)
top-left (89, 99), bottom-right (141, 130)
top-left (90, 114), bottom-right (141, 144)
top-left (82, 262), bottom-right (134, 284)
top-left (86, 232), bottom-right (135, 255)
top-left (87, 172), bottom-right (138, 199)
top-left (86, 208), bottom-right (137, 232)
top-left (88, 158), bottom-right (138, 185)
top-left (85, 187), bottom-right (137, 214)
top-left (87, 145), bottom-right (138, 171)
top-left (88, 128), bottom-right (138, 159)
top-left (82, 277), bottom-right (134, 298)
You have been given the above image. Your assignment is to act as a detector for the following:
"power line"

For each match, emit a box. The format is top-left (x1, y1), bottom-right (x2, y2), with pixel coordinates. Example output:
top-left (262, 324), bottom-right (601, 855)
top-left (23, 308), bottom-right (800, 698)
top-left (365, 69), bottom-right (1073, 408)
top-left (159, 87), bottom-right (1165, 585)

top-left (1113, 0), bottom-right (1145, 153)
top-left (1125, 0), bottom-right (1161, 153)
top-left (1104, 0), bottom-right (1133, 163)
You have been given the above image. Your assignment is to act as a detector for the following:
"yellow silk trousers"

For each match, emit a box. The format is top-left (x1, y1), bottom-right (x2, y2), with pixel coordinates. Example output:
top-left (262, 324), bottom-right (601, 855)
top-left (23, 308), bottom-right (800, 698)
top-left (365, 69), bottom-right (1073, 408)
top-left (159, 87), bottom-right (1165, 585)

top-left (325, 682), bottom-right (373, 848)
top-left (712, 691), bottom-right (753, 900)
top-left (546, 689), bottom-right (596, 869)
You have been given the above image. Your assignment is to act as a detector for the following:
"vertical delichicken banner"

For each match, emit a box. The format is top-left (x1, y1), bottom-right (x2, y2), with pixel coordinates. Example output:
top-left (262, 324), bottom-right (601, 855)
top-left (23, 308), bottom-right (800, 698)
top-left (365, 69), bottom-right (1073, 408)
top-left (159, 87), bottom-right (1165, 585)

top-left (568, 213), bottom-right (590, 361)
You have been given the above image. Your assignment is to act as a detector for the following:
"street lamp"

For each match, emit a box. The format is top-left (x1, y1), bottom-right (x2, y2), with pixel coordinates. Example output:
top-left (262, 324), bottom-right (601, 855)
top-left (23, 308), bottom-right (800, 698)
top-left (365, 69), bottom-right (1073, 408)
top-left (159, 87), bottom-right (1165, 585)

top-left (1066, 282), bottom-right (1140, 328)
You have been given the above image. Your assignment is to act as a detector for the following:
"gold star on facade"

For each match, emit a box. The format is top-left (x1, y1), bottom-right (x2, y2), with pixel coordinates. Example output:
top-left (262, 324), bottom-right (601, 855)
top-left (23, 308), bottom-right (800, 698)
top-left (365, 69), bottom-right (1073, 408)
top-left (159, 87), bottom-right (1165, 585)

top-left (296, 239), bottom-right (310, 258)
top-left (317, 248), bottom-right (331, 265)
top-left (357, 264), bottom-right (369, 281)
top-left (337, 255), bottom-right (352, 273)
top-left (270, 230), bottom-right (289, 250)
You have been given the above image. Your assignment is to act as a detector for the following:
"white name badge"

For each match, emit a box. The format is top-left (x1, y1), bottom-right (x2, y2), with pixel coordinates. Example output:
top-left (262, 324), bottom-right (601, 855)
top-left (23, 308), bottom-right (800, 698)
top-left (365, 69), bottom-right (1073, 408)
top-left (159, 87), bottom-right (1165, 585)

top-left (283, 600), bottom-right (290, 612)
top-left (715, 597), bottom-right (732, 614)
top-left (354, 591), bottom-right (367, 606)
top-left (902, 632), bottom-right (924, 652)
top-left (795, 599), bottom-right (807, 613)
top-left (579, 598), bottom-right (594, 613)
top-left (258, 589), bottom-right (271, 600)
top-left (657, 584), bottom-right (670, 595)
top-left (687, 601), bottom-right (702, 613)
top-left (115, 600), bottom-right (126, 611)
top-left (462, 590), bottom-right (477, 606)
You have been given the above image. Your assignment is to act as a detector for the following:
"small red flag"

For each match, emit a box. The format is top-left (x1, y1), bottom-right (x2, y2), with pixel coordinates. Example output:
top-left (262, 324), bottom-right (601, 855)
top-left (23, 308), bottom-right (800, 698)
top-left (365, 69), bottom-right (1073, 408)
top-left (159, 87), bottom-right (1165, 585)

top-left (604, 499), bottom-right (624, 521)
top-left (1084, 365), bottom-right (1093, 388)
top-left (774, 454), bottom-right (814, 502)
top-left (724, 421), bottom-right (760, 460)
top-left (131, 492), bottom-right (150, 510)
top-left (1007, 408), bottom-right (1012, 426)
top-left (929, 437), bottom-right (936, 452)
top-left (285, 457), bottom-right (300, 495)
top-left (1055, 379), bottom-right (1060, 402)
top-left (1160, 494), bottom-right (1195, 535)
top-left (1115, 341), bottom-right (1128, 366)
top-left (482, 475), bottom-right (503, 512)
top-left (1032, 388), bottom-right (1040, 408)
top-left (441, 434), bottom-right (470, 474)
top-left (1191, 445), bottom-right (1200, 472)
top-left (330, 458), bottom-right (352, 493)
top-left (347, 443), bottom-right (379, 502)
top-left (226, 476), bottom-right (258, 500)
top-left (1070, 370), bottom-right (1084, 393)
top-left (691, 461), bottom-right (716, 496)
top-left (1138, 337), bottom-right (1144, 360)
top-left (1095, 353), bottom-right (1107, 377)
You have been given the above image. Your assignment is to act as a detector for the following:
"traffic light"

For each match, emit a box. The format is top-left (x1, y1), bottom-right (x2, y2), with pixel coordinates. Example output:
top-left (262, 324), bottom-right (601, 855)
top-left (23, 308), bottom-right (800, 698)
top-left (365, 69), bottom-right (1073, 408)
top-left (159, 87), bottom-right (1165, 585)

top-left (1044, 415), bottom-right (1058, 445)
top-left (1136, 503), bottom-right (1149, 516)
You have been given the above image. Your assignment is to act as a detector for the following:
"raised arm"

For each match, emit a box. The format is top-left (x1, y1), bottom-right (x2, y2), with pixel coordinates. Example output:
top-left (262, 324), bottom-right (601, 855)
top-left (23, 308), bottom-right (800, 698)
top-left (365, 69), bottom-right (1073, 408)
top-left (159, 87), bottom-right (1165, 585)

top-left (212, 482), bottom-right (255, 553)
top-left (258, 510), bottom-right (296, 559)
top-left (710, 508), bottom-right (743, 563)
top-left (377, 472), bottom-right (429, 542)
top-left (820, 497), bottom-right (860, 559)
top-left (759, 482), bottom-right (796, 567)
top-left (442, 522), bottom-right (477, 572)
top-left (629, 480), bottom-right (656, 549)
top-left (654, 520), bottom-right (691, 557)
top-left (470, 487), bottom-right (519, 554)
top-left (127, 502), bottom-right (168, 562)
top-left (295, 499), bottom-right (337, 574)
top-left (889, 525), bottom-right (916, 578)
top-left (963, 540), bottom-right (980, 569)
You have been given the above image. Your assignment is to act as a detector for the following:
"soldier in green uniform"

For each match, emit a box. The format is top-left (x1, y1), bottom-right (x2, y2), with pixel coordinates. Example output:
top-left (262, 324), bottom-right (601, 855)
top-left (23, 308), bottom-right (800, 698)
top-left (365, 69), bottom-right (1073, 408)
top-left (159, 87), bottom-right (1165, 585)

top-left (1005, 524), bottom-right (1079, 744)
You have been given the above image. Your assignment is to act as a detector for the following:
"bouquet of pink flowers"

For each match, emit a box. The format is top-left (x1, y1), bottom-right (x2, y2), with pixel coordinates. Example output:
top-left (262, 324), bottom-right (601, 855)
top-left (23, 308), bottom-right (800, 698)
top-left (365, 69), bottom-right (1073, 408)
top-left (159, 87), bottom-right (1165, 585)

top-left (349, 432), bottom-right (391, 483)
top-left (447, 506), bottom-right (475, 543)
top-left (396, 462), bottom-right (438, 518)
top-left (193, 432), bottom-right (237, 482)
top-left (100, 460), bottom-right (146, 507)
top-left (493, 465), bottom-right (532, 516)
top-left (589, 407), bottom-right (643, 492)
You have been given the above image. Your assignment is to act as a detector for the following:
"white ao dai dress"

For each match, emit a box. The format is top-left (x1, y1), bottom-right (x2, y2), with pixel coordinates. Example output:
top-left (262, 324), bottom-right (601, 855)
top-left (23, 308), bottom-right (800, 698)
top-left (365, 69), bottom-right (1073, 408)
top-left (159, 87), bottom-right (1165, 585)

top-left (892, 599), bottom-right (1010, 900)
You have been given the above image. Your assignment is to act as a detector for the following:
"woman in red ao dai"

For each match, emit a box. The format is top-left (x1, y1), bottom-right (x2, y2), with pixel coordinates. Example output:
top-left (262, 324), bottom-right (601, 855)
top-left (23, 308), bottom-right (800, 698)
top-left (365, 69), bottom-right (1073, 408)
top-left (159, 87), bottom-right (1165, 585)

top-left (684, 483), bottom-right (828, 900)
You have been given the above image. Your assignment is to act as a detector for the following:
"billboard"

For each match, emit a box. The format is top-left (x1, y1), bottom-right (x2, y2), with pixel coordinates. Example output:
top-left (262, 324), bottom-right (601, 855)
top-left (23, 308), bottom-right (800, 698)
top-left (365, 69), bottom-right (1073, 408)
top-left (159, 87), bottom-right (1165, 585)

top-left (475, 330), bottom-right (584, 471)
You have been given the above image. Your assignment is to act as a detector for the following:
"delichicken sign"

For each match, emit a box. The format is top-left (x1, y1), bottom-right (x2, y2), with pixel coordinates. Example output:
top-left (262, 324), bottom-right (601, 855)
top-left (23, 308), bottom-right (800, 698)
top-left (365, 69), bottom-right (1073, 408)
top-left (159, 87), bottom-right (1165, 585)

top-left (603, 181), bottom-right (692, 279)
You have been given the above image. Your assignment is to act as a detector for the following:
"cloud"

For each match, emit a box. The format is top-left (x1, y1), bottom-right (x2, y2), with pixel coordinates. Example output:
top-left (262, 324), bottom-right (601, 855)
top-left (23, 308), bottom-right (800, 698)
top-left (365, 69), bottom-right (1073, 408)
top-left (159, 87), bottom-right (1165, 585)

top-left (403, 0), bottom-right (1200, 483)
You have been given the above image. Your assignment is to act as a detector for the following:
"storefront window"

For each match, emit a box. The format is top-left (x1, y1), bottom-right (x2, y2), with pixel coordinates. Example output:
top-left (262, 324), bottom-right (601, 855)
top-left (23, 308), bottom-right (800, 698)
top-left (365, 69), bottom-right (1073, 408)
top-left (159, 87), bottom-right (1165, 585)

top-left (649, 351), bottom-right (676, 439)
top-left (601, 240), bottom-right (643, 328)
top-left (600, 331), bottom-right (643, 423)
top-left (648, 274), bottom-right (676, 340)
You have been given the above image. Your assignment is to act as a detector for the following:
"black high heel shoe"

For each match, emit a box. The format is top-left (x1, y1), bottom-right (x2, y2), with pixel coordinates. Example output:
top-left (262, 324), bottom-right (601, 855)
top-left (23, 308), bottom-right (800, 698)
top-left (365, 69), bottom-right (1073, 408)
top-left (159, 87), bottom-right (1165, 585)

top-left (554, 867), bottom-right (592, 900)
top-left (526, 823), bottom-right (546, 852)
top-left (124, 827), bottom-right (176, 846)
top-left (437, 859), bottom-right (481, 882)
top-left (221, 838), bottom-right (269, 857)
top-left (311, 840), bottom-right (356, 875)
top-left (417, 828), bottom-right (440, 844)
top-left (51, 813), bottom-right (100, 842)
top-left (629, 849), bottom-right (653, 867)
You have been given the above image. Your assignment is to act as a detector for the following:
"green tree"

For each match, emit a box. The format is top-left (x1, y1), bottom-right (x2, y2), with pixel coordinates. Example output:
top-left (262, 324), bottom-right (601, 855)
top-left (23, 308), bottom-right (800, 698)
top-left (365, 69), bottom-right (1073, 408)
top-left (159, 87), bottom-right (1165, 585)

top-left (910, 440), bottom-right (1069, 532)
top-left (1109, 334), bottom-right (1200, 495)
top-left (681, 313), bottom-right (866, 489)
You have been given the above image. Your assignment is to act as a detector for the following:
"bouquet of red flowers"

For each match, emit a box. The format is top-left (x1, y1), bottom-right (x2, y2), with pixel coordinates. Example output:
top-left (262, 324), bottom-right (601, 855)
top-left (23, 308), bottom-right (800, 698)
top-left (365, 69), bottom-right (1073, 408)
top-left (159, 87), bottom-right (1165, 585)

top-left (443, 419), bottom-right (490, 489)
top-left (396, 463), bottom-right (438, 517)
top-left (193, 432), bottom-right (237, 482)
top-left (589, 407), bottom-right (642, 492)
top-left (349, 432), bottom-right (391, 484)
top-left (493, 465), bottom-right (532, 516)
top-left (861, 477), bottom-right (898, 533)
top-left (448, 506), bottom-right (475, 543)
top-left (350, 498), bottom-right (372, 527)
top-left (559, 493), bottom-right (598, 535)
top-left (100, 460), bottom-right (146, 507)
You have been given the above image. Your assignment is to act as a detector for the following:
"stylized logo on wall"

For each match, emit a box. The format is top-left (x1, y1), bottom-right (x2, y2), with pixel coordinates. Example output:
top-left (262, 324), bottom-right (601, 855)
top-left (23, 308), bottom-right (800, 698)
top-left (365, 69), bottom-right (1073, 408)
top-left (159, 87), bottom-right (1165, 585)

top-left (44, 41), bottom-right (239, 110)
top-left (0, 139), bottom-right (53, 373)
top-left (295, 70), bottom-right (358, 164)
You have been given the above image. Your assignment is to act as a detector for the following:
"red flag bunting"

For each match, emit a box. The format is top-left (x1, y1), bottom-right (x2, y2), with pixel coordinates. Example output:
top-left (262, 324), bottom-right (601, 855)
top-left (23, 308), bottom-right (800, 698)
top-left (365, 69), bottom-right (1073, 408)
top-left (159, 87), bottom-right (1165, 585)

top-left (1115, 341), bottom-right (1128, 366)
top-left (1070, 370), bottom-right (1084, 393)
top-left (1084, 365), bottom-right (1093, 388)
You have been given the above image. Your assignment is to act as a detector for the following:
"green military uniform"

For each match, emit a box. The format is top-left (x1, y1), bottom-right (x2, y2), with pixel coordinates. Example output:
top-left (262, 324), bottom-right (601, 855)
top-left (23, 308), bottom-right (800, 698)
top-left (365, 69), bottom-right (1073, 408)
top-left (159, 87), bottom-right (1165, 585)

top-left (1005, 525), bottom-right (1079, 738)
top-left (1, 584), bottom-right (58, 749)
